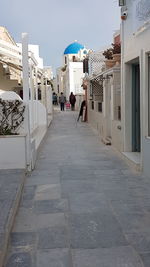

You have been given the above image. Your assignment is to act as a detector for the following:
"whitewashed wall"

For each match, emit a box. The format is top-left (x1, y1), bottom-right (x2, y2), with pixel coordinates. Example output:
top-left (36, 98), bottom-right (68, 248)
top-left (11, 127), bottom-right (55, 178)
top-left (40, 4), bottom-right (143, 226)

top-left (121, 0), bottom-right (150, 175)
top-left (67, 62), bottom-right (84, 100)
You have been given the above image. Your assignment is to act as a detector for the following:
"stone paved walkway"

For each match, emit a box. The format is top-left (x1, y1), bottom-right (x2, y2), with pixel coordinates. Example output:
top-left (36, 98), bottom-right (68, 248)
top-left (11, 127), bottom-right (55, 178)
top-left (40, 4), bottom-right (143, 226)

top-left (5, 111), bottom-right (150, 267)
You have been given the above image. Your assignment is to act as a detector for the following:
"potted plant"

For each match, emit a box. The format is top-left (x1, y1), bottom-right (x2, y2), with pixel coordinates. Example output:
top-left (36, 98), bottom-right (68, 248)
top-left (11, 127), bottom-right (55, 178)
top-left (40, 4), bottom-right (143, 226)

top-left (103, 48), bottom-right (113, 60)
top-left (103, 48), bottom-right (116, 69)
top-left (112, 43), bottom-right (121, 63)
top-left (0, 98), bottom-right (25, 135)
top-left (0, 97), bottom-right (26, 169)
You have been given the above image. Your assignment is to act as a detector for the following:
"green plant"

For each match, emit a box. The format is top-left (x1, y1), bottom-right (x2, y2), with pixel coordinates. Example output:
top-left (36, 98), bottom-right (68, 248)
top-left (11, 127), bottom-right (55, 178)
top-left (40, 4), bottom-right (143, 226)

top-left (0, 99), bottom-right (25, 135)
top-left (103, 48), bottom-right (113, 60)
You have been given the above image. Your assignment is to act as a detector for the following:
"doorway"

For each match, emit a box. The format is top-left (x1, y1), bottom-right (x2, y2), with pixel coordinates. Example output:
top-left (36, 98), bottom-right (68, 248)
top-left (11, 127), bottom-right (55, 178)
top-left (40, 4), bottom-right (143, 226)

top-left (132, 64), bottom-right (141, 152)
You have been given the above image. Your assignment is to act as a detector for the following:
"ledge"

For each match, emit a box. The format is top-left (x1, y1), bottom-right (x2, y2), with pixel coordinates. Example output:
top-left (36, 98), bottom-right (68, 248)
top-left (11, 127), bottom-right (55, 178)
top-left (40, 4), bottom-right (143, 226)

top-left (0, 169), bottom-right (26, 267)
top-left (0, 134), bottom-right (26, 138)
top-left (122, 152), bottom-right (141, 171)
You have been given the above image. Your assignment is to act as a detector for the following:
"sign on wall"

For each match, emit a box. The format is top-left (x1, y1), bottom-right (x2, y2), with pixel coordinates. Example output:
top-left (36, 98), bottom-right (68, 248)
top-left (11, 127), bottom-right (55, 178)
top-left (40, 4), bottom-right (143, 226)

top-left (132, 0), bottom-right (150, 32)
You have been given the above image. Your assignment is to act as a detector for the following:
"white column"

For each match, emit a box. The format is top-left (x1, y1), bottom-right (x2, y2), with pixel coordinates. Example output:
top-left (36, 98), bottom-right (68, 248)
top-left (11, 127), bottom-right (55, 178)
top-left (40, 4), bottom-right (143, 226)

top-left (22, 33), bottom-right (29, 103)
top-left (110, 77), bottom-right (114, 121)
top-left (35, 67), bottom-right (38, 127)
top-left (41, 75), bottom-right (45, 106)
top-left (29, 63), bottom-right (34, 131)
top-left (103, 80), bottom-right (107, 118)
top-left (22, 33), bottom-right (31, 170)
top-left (35, 68), bottom-right (38, 101)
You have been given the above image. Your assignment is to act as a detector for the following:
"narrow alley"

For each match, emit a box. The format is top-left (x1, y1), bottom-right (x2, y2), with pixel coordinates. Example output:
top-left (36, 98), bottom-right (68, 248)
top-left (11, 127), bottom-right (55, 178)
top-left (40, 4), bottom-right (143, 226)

top-left (5, 111), bottom-right (150, 267)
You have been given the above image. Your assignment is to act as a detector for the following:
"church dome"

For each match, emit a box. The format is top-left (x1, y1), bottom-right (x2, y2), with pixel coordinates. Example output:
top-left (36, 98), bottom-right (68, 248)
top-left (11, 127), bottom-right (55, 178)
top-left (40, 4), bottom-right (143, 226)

top-left (64, 41), bottom-right (84, 55)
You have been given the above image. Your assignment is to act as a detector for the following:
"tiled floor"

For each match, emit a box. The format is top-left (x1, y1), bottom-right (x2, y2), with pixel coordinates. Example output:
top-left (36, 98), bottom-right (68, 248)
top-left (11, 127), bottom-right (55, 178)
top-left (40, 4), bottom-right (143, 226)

top-left (5, 111), bottom-right (150, 266)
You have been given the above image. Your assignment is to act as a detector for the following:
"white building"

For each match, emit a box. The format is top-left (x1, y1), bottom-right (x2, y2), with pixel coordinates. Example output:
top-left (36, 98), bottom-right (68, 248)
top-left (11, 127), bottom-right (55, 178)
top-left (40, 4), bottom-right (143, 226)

top-left (57, 41), bottom-right (89, 108)
top-left (120, 0), bottom-right (150, 175)
top-left (84, 32), bottom-right (122, 150)
top-left (56, 67), bottom-right (65, 94)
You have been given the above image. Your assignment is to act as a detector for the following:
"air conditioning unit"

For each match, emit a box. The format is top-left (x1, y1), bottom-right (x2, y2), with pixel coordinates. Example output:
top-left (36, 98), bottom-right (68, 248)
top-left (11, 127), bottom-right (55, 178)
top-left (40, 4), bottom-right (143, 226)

top-left (119, 0), bottom-right (126, 6)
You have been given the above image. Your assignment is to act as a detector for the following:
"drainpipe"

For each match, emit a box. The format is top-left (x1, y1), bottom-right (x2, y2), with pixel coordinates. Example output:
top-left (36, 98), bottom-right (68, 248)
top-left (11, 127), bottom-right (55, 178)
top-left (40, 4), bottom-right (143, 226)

top-left (120, 15), bottom-right (125, 152)
top-left (140, 49), bottom-right (144, 170)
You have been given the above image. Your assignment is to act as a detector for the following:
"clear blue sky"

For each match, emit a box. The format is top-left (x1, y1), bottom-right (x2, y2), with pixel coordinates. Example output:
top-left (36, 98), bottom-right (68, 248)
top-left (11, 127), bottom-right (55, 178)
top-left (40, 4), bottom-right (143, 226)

top-left (0, 0), bottom-right (121, 74)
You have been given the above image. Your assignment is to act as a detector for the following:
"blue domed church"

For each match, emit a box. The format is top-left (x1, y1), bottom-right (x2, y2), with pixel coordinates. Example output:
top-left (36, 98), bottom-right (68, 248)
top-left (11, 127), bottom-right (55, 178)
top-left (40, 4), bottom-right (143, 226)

top-left (56, 41), bottom-right (89, 107)
top-left (64, 42), bottom-right (84, 55)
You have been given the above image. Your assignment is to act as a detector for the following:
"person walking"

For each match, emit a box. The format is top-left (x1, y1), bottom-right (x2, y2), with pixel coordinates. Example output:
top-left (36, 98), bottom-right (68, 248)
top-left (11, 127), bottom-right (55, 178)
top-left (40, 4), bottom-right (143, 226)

top-left (59, 92), bottom-right (66, 111)
top-left (69, 92), bottom-right (76, 111)
top-left (77, 100), bottom-right (86, 121)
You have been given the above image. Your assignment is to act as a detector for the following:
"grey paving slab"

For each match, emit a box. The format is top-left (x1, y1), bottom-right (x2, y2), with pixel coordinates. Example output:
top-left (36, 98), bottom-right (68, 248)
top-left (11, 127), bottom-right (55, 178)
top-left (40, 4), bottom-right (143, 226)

top-left (69, 192), bottom-right (110, 213)
top-left (10, 232), bottom-right (37, 248)
top-left (36, 249), bottom-right (71, 267)
top-left (34, 199), bottom-right (68, 214)
top-left (125, 232), bottom-right (150, 253)
top-left (13, 211), bottom-right (67, 232)
top-left (26, 175), bottom-right (60, 186)
top-left (22, 186), bottom-right (36, 201)
top-left (115, 211), bottom-right (150, 233)
top-left (34, 184), bottom-right (61, 200)
top-left (94, 169), bottom-right (122, 175)
top-left (140, 253), bottom-right (150, 267)
top-left (0, 170), bottom-right (25, 267)
top-left (30, 169), bottom-right (60, 177)
top-left (60, 171), bottom-right (96, 181)
top-left (69, 213), bottom-right (127, 249)
top-left (61, 180), bottom-right (101, 197)
top-left (20, 199), bottom-right (33, 209)
top-left (6, 252), bottom-right (32, 267)
top-left (0, 169), bottom-right (24, 175)
top-left (72, 246), bottom-right (144, 267)
top-left (38, 226), bottom-right (69, 249)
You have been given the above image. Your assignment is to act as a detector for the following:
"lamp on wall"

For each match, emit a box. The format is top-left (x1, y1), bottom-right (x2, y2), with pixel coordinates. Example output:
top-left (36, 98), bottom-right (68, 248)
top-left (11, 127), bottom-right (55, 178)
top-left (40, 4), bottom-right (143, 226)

top-left (119, 0), bottom-right (126, 6)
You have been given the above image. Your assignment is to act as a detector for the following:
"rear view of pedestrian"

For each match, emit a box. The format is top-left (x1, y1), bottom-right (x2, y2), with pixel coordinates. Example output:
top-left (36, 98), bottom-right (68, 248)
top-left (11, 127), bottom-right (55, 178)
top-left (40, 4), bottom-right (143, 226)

top-left (59, 92), bottom-right (66, 111)
top-left (69, 92), bottom-right (76, 111)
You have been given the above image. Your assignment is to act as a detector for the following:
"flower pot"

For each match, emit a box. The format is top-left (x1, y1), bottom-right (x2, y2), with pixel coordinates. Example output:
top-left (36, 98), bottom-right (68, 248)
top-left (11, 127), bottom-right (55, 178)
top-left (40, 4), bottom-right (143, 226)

top-left (0, 135), bottom-right (26, 169)
top-left (121, 15), bottom-right (127, 20)
top-left (105, 60), bottom-right (116, 69)
top-left (113, 54), bottom-right (121, 64)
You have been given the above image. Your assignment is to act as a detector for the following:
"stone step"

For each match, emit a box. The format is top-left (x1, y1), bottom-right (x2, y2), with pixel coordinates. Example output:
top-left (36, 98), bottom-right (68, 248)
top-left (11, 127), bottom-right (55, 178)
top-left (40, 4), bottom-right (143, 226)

top-left (0, 169), bottom-right (26, 267)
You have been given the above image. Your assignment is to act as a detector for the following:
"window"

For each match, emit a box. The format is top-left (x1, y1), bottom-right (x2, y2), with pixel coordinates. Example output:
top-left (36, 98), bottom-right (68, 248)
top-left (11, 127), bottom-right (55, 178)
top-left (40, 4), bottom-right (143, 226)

top-left (91, 101), bottom-right (94, 110)
top-left (90, 83), bottom-right (93, 97)
top-left (118, 106), bottom-right (121, 120)
top-left (73, 56), bottom-right (76, 62)
top-left (113, 85), bottom-right (121, 121)
top-left (83, 58), bottom-right (89, 73)
top-left (98, 102), bottom-right (102, 112)
top-left (118, 0), bottom-right (126, 6)
top-left (38, 88), bottom-right (41, 100)
top-left (65, 57), bottom-right (67, 64)
top-left (148, 55), bottom-right (150, 136)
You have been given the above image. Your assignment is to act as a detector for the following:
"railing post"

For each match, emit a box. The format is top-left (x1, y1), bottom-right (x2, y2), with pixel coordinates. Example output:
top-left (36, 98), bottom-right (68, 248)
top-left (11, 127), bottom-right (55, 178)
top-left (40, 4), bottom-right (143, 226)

top-left (22, 33), bottom-right (31, 171)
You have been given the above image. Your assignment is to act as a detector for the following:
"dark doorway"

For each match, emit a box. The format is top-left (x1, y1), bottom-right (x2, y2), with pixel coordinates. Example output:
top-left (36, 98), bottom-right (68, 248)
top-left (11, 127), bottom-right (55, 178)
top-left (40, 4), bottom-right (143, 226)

top-left (132, 64), bottom-right (141, 152)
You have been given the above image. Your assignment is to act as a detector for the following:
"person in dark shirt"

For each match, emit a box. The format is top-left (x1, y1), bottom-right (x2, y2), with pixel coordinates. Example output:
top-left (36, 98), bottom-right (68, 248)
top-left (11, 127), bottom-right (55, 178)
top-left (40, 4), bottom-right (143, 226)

top-left (69, 92), bottom-right (76, 111)
top-left (59, 92), bottom-right (66, 111)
